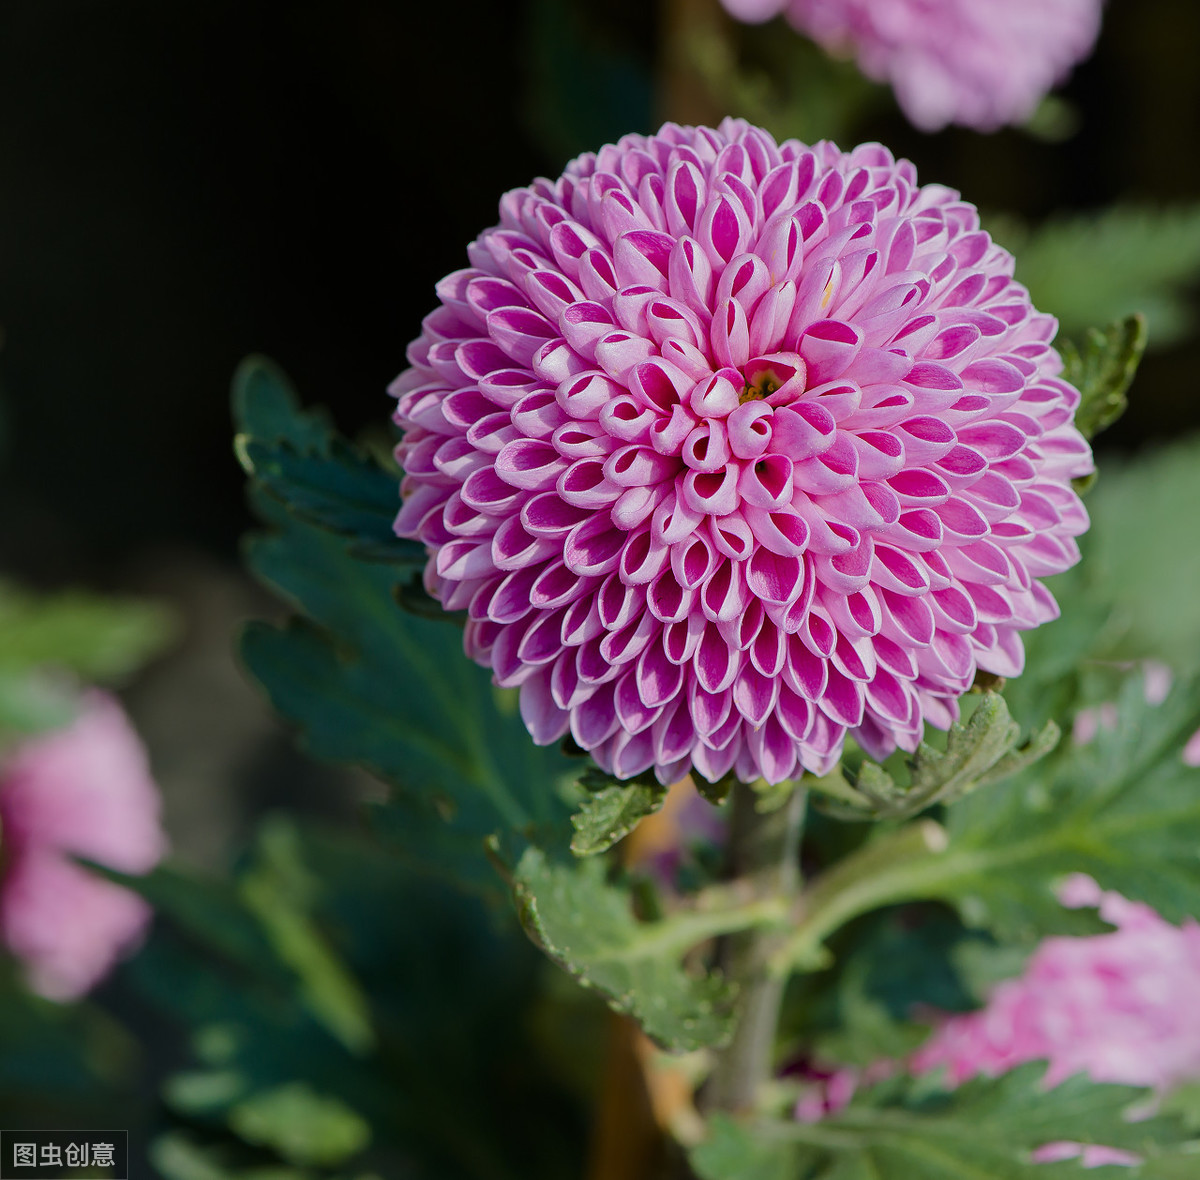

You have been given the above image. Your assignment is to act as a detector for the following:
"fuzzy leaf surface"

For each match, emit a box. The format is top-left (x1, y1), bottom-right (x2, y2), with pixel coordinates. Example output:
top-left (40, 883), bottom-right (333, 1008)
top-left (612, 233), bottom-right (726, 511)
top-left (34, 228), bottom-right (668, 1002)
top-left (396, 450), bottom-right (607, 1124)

top-left (513, 847), bottom-right (735, 1051)
top-left (570, 780), bottom-right (667, 856)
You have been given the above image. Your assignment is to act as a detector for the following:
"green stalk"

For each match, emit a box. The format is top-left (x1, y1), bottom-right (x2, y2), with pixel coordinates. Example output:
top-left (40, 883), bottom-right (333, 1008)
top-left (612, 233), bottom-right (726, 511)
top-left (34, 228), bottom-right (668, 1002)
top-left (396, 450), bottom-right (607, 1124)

top-left (702, 782), bottom-right (807, 1115)
top-left (770, 819), bottom-right (950, 978)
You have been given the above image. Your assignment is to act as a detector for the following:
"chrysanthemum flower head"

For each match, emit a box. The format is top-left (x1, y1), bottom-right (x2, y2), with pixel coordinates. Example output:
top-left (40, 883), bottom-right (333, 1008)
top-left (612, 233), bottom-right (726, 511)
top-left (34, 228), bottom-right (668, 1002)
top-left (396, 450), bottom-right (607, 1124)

top-left (0, 693), bottom-right (167, 1000)
top-left (392, 120), bottom-right (1092, 786)
top-left (719, 0), bottom-right (1104, 132)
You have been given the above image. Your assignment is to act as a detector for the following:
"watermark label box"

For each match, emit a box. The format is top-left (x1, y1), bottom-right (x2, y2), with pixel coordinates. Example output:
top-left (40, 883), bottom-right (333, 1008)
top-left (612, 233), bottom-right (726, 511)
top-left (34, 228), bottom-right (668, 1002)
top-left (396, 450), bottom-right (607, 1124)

top-left (0, 1132), bottom-right (127, 1179)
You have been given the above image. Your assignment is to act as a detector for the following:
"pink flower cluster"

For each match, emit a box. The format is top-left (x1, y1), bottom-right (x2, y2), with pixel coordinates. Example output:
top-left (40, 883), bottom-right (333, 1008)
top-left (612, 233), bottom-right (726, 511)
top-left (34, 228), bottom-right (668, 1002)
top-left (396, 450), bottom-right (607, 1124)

top-left (719, 0), bottom-right (1104, 132)
top-left (797, 878), bottom-right (1200, 1167)
top-left (393, 120), bottom-right (1091, 786)
top-left (0, 694), bottom-right (167, 1001)
top-left (913, 878), bottom-right (1200, 1091)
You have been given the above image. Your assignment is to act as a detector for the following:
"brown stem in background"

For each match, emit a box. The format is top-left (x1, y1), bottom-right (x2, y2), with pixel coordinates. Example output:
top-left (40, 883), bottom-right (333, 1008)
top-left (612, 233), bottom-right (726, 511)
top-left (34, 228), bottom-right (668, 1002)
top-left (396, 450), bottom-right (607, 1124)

top-left (586, 1011), bottom-right (667, 1180)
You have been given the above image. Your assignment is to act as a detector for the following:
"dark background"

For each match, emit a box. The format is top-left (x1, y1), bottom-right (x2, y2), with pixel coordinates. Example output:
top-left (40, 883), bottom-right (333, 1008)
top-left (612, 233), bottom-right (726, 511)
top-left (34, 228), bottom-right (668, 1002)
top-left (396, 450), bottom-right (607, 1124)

top-left (1, 0), bottom-right (1196, 586)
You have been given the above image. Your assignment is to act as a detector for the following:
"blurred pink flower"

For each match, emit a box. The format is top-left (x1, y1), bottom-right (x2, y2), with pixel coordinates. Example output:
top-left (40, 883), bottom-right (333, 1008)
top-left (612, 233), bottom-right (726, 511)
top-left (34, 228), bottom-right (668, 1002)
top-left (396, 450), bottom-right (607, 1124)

top-left (719, 0), bottom-right (1104, 132)
top-left (796, 878), bottom-right (1200, 1167)
top-left (911, 877), bottom-right (1200, 1090)
top-left (0, 693), bottom-right (167, 1001)
top-left (1030, 1142), bottom-right (1140, 1168)
top-left (392, 119), bottom-right (1091, 786)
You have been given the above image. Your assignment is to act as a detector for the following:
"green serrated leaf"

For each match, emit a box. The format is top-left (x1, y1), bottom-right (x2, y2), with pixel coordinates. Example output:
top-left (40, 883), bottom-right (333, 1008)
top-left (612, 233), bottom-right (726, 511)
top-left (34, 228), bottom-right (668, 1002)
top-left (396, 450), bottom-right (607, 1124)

top-left (938, 669), bottom-right (1200, 941)
top-left (906, 696), bottom-right (1020, 799)
top-left (570, 782), bottom-right (667, 856)
top-left (239, 435), bottom-right (413, 551)
top-left (1060, 314), bottom-right (1147, 442)
top-left (512, 847), bottom-right (736, 1051)
top-left (692, 1065), bottom-right (1190, 1180)
top-left (232, 355), bottom-right (334, 457)
top-left (232, 355), bottom-right (415, 559)
top-left (780, 669), bottom-right (1200, 967)
top-left (236, 372), bottom-right (576, 900)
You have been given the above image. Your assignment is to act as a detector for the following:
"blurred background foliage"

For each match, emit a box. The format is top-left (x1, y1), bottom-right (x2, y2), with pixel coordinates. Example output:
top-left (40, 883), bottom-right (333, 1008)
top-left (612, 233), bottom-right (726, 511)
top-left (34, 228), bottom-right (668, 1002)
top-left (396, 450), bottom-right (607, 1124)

top-left (1, 0), bottom-right (1200, 1175)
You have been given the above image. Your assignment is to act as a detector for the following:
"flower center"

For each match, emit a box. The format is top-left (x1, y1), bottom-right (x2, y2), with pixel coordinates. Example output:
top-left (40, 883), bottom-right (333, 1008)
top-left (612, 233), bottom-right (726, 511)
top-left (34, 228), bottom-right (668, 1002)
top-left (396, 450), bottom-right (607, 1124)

top-left (740, 373), bottom-right (780, 403)
top-left (739, 355), bottom-right (807, 409)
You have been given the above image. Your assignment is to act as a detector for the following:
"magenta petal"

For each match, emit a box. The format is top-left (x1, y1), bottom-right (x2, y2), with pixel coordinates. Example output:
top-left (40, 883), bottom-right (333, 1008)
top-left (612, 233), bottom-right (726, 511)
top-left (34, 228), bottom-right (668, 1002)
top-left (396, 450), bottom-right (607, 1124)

top-left (393, 119), bottom-right (1092, 786)
top-left (694, 622), bottom-right (740, 694)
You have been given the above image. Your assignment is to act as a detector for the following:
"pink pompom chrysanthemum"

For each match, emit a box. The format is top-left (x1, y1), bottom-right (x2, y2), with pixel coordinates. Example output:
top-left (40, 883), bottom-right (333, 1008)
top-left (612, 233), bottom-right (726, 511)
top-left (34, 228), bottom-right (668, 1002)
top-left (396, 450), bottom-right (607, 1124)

top-left (719, 0), bottom-right (1104, 132)
top-left (0, 693), bottom-right (168, 1001)
top-left (392, 120), bottom-right (1092, 786)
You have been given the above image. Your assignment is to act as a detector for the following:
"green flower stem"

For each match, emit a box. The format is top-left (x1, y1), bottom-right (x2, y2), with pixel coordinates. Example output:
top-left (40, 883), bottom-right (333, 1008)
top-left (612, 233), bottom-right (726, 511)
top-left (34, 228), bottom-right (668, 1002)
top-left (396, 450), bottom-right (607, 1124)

top-left (769, 819), bottom-right (950, 978)
top-left (702, 782), bottom-right (808, 1115)
top-left (622, 894), bottom-right (790, 962)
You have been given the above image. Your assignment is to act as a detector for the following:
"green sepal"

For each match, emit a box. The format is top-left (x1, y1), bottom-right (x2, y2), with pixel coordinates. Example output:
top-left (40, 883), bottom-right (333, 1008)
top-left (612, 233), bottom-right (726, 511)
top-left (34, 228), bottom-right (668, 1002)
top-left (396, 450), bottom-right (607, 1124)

top-left (813, 694), bottom-right (1059, 822)
top-left (1060, 313), bottom-right (1147, 445)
